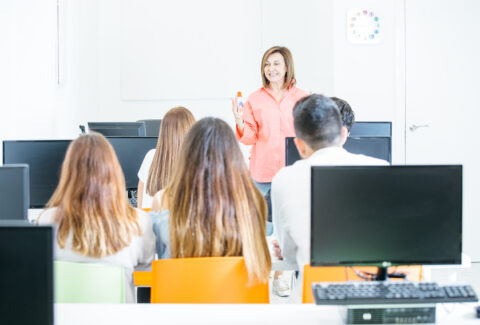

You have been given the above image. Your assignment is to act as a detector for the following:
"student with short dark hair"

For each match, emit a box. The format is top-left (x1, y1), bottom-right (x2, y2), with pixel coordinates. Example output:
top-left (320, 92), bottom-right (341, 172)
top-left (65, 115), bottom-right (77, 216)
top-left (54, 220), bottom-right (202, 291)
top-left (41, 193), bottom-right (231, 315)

top-left (330, 96), bottom-right (355, 146)
top-left (271, 94), bottom-right (387, 300)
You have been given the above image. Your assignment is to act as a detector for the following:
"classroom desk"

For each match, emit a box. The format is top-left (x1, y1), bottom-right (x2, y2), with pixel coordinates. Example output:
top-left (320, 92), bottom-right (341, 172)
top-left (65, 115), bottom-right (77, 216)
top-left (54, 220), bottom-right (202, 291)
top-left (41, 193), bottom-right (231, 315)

top-left (56, 303), bottom-right (479, 325)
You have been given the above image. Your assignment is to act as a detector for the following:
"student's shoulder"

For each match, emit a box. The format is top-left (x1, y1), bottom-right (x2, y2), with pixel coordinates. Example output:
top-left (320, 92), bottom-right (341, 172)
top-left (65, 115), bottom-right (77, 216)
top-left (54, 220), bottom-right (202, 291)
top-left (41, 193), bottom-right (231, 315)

top-left (273, 159), bottom-right (309, 185)
top-left (145, 149), bottom-right (156, 160)
top-left (36, 207), bottom-right (58, 225)
top-left (135, 208), bottom-right (153, 228)
top-left (347, 152), bottom-right (389, 166)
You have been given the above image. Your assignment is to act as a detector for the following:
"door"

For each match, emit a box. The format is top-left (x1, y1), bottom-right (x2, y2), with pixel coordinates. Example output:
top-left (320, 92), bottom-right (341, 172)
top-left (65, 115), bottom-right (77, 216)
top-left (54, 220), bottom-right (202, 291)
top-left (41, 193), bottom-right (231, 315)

top-left (405, 0), bottom-right (480, 261)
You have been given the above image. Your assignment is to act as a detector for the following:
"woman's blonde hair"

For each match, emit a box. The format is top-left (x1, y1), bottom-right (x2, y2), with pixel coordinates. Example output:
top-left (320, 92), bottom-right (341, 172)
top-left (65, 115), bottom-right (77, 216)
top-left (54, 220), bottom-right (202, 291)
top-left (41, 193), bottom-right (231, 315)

top-left (164, 118), bottom-right (271, 284)
top-left (146, 107), bottom-right (195, 196)
top-left (261, 46), bottom-right (296, 89)
top-left (46, 132), bottom-right (141, 258)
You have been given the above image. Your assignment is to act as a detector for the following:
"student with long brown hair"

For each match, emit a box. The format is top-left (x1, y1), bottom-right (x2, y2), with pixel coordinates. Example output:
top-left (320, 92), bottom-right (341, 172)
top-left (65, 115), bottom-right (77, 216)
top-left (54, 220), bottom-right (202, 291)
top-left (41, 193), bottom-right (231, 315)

top-left (153, 117), bottom-right (271, 284)
top-left (37, 133), bottom-right (155, 302)
top-left (137, 107), bottom-right (195, 209)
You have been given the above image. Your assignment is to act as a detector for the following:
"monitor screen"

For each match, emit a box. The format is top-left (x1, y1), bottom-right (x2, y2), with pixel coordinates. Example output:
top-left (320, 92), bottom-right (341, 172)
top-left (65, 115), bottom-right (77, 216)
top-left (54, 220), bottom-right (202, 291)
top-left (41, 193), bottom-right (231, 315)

top-left (0, 223), bottom-right (53, 325)
top-left (88, 122), bottom-right (146, 137)
top-left (106, 137), bottom-right (158, 189)
top-left (286, 136), bottom-right (392, 166)
top-left (3, 140), bottom-right (71, 208)
top-left (310, 165), bottom-right (462, 267)
top-left (349, 122), bottom-right (391, 137)
top-left (137, 119), bottom-right (162, 137)
top-left (343, 137), bottom-right (391, 163)
top-left (285, 137), bottom-right (302, 166)
top-left (0, 165), bottom-right (29, 220)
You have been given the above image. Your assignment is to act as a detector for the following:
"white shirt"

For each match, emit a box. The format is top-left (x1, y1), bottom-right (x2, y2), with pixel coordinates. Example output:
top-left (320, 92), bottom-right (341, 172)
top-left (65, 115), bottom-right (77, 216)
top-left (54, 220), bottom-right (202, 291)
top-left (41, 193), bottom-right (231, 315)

top-left (271, 146), bottom-right (388, 300)
top-left (37, 207), bottom-right (156, 303)
top-left (137, 149), bottom-right (156, 209)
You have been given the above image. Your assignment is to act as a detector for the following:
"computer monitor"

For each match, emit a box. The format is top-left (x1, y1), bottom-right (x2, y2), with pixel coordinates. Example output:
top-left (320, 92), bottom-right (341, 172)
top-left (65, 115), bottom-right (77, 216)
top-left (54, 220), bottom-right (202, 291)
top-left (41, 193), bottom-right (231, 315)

top-left (106, 137), bottom-right (158, 190)
top-left (137, 119), bottom-right (162, 137)
top-left (285, 122), bottom-right (392, 166)
top-left (0, 164), bottom-right (29, 220)
top-left (3, 140), bottom-right (71, 208)
top-left (88, 122), bottom-right (146, 137)
top-left (343, 137), bottom-right (391, 163)
top-left (0, 223), bottom-right (53, 325)
top-left (310, 165), bottom-right (462, 280)
top-left (349, 121), bottom-right (391, 137)
top-left (285, 137), bottom-right (302, 166)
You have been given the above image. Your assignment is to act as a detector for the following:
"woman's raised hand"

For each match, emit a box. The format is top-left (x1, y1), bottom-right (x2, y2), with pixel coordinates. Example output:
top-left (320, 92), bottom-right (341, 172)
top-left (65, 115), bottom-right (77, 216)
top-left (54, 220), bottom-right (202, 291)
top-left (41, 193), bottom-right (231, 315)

top-left (231, 96), bottom-right (244, 122)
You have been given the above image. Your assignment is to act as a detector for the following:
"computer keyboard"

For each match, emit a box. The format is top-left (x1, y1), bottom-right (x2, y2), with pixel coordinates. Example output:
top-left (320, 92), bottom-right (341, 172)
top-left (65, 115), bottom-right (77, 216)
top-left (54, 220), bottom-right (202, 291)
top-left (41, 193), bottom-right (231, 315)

top-left (313, 281), bottom-right (478, 305)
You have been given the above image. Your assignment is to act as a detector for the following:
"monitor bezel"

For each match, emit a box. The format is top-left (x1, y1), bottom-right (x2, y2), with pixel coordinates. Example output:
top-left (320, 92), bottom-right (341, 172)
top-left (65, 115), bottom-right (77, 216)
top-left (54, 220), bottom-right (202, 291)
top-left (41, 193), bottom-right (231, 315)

top-left (88, 122), bottom-right (146, 137)
top-left (309, 165), bottom-right (463, 267)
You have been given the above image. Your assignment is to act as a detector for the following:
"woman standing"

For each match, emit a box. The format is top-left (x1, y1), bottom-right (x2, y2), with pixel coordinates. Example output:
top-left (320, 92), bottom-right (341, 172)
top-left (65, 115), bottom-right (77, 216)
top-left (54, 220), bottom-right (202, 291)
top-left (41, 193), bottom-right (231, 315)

top-left (232, 46), bottom-right (307, 195)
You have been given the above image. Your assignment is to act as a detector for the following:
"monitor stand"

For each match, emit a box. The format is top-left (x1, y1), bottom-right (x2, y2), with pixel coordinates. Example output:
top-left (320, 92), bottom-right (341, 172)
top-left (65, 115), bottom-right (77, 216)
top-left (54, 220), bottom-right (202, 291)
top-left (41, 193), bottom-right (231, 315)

top-left (372, 267), bottom-right (407, 281)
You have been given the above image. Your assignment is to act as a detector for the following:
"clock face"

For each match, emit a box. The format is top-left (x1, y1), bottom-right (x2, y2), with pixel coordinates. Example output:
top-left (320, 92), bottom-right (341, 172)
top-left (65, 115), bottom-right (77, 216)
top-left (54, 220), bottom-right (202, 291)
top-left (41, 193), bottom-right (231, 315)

top-left (347, 8), bottom-right (381, 44)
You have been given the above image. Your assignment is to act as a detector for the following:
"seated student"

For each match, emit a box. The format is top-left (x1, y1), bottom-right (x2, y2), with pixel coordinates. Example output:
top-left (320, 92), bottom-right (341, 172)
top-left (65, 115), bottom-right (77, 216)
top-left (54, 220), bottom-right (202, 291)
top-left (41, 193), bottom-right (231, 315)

top-left (152, 117), bottom-right (271, 284)
top-left (137, 107), bottom-right (195, 209)
top-left (271, 94), bottom-right (388, 300)
top-left (330, 96), bottom-right (355, 145)
top-left (271, 96), bottom-right (358, 297)
top-left (37, 133), bottom-right (155, 303)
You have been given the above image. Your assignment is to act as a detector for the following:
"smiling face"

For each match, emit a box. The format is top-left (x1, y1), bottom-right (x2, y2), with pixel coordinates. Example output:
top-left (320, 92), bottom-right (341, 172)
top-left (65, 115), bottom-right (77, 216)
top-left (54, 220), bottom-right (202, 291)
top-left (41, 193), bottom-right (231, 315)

top-left (264, 52), bottom-right (287, 86)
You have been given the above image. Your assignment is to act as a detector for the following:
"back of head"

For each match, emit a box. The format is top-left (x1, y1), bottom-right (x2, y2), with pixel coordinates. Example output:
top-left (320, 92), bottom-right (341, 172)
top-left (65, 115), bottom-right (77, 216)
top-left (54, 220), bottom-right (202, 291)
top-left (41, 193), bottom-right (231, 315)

top-left (47, 132), bottom-right (141, 258)
top-left (293, 94), bottom-right (343, 150)
top-left (330, 97), bottom-right (355, 132)
top-left (147, 107), bottom-right (195, 195)
top-left (166, 117), bottom-right (271, 283)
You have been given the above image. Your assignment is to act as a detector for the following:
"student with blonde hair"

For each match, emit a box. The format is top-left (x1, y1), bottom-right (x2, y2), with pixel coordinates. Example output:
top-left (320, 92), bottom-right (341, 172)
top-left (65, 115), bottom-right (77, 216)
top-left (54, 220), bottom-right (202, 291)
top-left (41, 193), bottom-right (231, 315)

top-left (37, 133), bottom-right (155, 302)
top-left (137, 106), bottom-right (195, 209)
top-left (153, 118), bottom-right (271, 284)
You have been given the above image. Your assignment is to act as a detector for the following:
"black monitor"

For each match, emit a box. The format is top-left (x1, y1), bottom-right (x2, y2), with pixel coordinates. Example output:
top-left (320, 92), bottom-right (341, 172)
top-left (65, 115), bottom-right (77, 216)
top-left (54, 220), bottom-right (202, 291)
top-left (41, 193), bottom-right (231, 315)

top-left (0, 165), bottom-right (30, 220)
top-left (310, 165), bottom-right (462, 280)
top-left (285, 122), bottom-right (392, 166)
top-left (343, 137), bottom-right (391, 163)
top-left (137, 119), bottom-right (162, 137)
top-left (285, 137), bottom-right (302, 166)
top-left (88, 122), bottom-right (146, 137)
top-left (349, 121), bottom-right (391, 137)
top-left (106, 137), bottom-right (158, 190)
top-left (0, 223), bottom-right (53, 325)
top-left (3, 140), bottom-right (71, 208)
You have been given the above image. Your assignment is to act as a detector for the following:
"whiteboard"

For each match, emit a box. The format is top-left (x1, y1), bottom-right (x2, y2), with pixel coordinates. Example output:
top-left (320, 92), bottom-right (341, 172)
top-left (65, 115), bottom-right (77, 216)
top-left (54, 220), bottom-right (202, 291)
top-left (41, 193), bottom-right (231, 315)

top-left (120, 0), bottom-right (263, 100)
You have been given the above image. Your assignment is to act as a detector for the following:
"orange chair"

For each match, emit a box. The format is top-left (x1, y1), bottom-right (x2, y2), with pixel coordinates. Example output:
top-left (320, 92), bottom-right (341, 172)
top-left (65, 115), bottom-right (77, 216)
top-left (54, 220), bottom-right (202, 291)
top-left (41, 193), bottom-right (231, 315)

top-left (302, 264), bottom-right (423, 303)
top-left (134, 257), bottom-right (269, 303)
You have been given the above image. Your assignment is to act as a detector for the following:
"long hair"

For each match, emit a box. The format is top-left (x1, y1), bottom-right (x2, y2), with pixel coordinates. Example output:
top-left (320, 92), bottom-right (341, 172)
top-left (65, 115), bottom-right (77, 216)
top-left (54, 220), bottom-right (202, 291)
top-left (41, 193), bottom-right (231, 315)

top-left (165, 118), bottom-right (271, 284)
top-left (46, 132), bottom-right (141, 258)
top-left (261, 46), bottom-right (296, 89)
top-left (146, 107), bottom-right (195, 196)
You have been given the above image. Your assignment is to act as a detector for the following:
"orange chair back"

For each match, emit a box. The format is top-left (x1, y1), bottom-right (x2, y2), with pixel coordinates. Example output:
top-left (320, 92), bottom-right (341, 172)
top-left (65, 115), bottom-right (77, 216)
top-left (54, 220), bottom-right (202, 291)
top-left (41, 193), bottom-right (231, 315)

top-left (134, 257), bottom-right (269, 303)
top-left (302, 264), bottom-right (423, 303)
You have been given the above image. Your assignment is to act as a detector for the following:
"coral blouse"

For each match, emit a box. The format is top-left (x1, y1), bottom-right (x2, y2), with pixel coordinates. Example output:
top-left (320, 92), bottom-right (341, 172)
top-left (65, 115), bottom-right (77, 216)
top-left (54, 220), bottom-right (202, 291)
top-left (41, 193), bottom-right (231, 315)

top-left (236, 86), bottom-right (307, 182)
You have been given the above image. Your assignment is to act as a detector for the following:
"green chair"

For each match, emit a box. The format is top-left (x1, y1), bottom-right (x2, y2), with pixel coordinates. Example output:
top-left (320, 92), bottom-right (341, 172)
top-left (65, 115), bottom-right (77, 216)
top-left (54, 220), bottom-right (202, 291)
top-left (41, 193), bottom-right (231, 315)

top-left (54, 261), bottom-right (125, 303)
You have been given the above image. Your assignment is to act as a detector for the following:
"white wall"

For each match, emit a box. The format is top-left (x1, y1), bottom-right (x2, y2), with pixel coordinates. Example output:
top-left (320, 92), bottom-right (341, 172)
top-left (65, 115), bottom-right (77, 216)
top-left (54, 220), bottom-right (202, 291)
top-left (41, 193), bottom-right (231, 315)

top-left (2, 0), bottom-right (479, 259)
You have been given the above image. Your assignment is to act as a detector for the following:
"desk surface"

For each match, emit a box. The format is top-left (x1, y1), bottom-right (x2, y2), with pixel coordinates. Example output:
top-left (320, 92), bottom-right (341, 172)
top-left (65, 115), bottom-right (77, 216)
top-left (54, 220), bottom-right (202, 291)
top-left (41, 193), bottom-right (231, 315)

top-left (56, 303), bottom-right (479, 325)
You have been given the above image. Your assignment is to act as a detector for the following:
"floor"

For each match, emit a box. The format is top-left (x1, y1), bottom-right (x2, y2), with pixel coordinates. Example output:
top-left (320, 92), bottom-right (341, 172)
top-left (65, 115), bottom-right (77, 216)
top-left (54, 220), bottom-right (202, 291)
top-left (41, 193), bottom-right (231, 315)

top-left (269, 262), bottom-right (480, 304)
